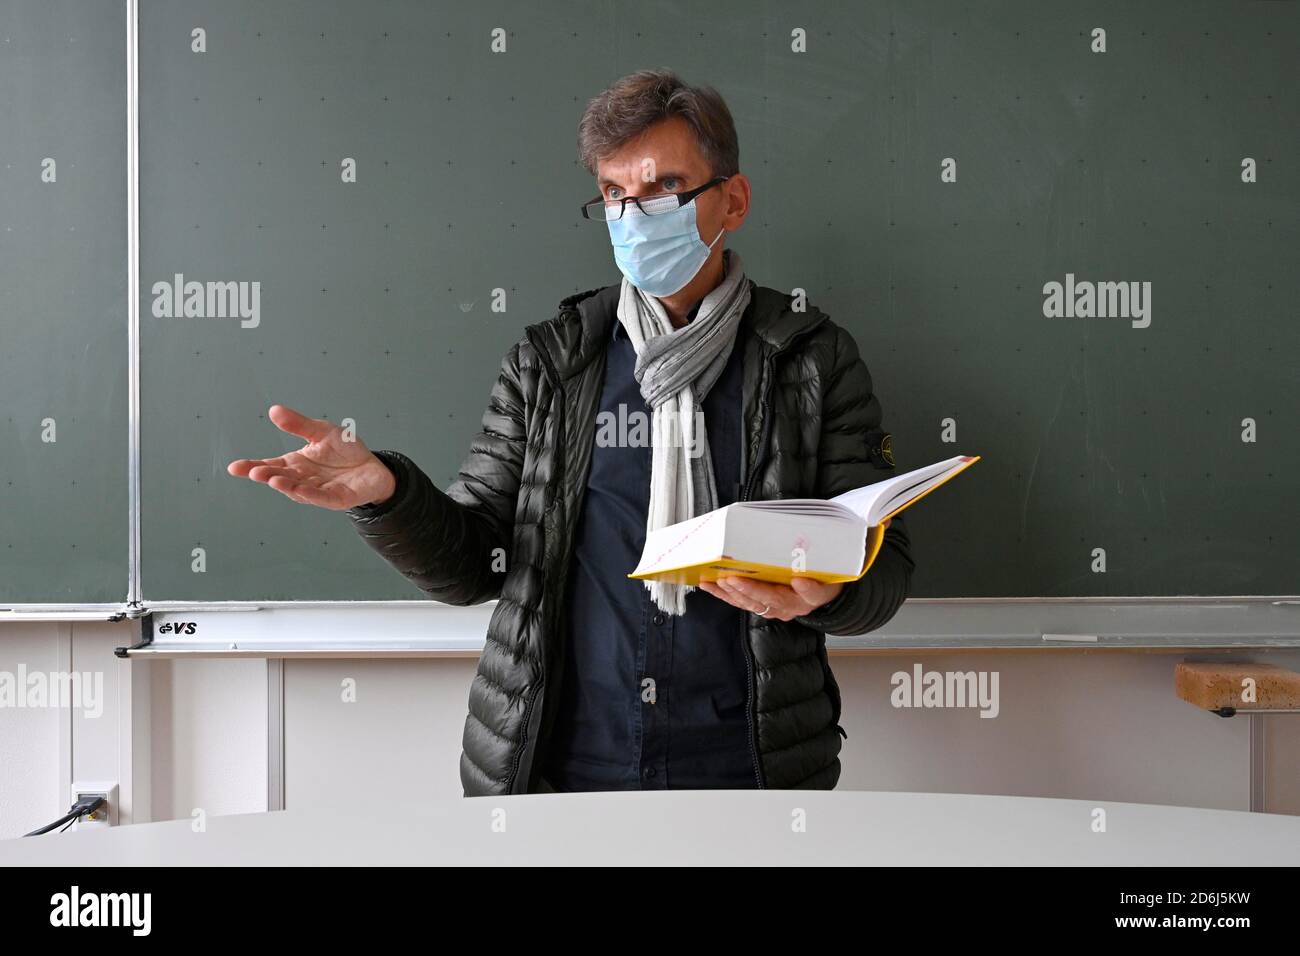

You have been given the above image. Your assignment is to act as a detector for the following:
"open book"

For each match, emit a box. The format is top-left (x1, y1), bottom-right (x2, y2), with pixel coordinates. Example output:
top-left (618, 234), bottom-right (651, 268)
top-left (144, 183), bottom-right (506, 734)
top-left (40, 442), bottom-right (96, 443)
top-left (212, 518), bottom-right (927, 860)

top-left (628, 454), bottom-right (980, 586)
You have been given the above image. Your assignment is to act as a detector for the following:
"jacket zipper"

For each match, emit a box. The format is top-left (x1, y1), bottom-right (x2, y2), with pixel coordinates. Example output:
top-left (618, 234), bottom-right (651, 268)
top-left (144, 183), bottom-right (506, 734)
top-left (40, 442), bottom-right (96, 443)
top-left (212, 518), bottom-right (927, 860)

top-left (505, 328), bottom-right (571, 795)
top-left (737, 318), bottom-right (829, 789)
top-left (737, 349), bottom-right (775, 789)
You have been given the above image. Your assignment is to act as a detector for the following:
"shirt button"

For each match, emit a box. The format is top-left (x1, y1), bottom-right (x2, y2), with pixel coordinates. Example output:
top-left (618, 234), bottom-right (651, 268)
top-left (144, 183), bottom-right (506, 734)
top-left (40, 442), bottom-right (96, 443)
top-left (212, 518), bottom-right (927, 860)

top-left (644, 767), bottom-right (657, 778)
top-left (653, 613), bottom-right (665, 626)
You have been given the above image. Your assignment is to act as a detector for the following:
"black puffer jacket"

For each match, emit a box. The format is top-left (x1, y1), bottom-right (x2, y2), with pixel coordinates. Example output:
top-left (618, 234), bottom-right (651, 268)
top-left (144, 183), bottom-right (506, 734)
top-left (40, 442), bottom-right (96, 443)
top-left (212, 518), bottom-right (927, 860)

top-left (348, 281), bottom-right (915, 795)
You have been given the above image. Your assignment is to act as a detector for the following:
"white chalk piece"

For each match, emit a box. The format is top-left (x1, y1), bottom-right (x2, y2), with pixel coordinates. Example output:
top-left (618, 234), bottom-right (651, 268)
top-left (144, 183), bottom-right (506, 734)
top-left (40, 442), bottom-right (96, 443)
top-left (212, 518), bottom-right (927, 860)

top-left (1041, 633), bottom-right (1099, 643)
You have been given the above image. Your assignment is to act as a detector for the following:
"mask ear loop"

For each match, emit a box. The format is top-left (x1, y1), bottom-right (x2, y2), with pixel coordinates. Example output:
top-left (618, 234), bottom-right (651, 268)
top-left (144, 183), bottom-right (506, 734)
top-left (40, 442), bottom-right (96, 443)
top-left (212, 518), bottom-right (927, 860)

top-left (706, 225), bottom-right (726, 248)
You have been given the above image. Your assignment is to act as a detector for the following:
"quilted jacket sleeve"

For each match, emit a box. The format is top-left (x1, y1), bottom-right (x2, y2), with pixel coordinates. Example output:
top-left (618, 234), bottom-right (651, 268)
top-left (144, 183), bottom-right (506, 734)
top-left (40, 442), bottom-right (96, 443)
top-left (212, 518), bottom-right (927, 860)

top-left (345, 340), bottom-right (528, 606)
top-left (794, 324), bottom-right (916, 636)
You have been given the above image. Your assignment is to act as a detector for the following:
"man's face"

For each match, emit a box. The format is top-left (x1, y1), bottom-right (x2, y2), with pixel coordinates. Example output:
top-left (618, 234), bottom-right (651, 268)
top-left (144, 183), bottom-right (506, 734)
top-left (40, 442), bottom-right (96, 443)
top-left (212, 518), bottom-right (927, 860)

top-left (595, 115), bottom-right (748, 263)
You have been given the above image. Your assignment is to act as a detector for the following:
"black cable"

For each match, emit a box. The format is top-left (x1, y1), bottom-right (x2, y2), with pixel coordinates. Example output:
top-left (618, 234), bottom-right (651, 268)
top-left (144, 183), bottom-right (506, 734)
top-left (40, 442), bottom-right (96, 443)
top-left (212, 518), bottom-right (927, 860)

top-left (24, 810), bottom-right (80, 836)
top-left (23, 795), bottom-right (106, 837)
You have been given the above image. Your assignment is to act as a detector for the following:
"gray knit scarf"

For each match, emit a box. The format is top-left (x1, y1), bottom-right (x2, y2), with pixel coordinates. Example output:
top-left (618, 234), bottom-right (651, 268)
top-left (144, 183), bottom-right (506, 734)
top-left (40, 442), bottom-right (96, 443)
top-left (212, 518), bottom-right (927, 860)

top-left (617, 248), bottom-right (752, 615)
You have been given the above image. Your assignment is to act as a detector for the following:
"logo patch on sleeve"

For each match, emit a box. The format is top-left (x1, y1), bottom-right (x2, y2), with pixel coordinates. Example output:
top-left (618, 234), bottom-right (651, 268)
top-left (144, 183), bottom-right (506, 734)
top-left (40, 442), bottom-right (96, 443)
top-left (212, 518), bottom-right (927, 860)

top-left (879, 433), bottom-right (895, 466)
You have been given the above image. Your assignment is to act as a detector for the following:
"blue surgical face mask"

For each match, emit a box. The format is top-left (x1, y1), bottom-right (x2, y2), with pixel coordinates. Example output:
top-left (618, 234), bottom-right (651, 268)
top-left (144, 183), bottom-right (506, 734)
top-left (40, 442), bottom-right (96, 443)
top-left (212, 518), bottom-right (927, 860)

top-left (606, 199), bottom-right (726, 297)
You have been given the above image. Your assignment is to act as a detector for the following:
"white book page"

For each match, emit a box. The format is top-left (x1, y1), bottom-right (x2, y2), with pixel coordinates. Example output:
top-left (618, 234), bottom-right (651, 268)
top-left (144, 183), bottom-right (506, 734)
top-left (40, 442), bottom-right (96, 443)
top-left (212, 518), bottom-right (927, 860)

top-left (829, 456), bottom-right (970, 524)
top-left (631, 509), bottom-right (726, 575)
top-left (733, 500), bottom-right (857, 520)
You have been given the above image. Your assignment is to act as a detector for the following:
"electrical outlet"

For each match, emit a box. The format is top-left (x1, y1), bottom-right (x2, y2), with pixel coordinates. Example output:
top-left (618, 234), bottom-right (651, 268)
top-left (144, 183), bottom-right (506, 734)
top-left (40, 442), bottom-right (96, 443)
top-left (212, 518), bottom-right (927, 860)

top-left (69, 782), bottom-right (119, 830)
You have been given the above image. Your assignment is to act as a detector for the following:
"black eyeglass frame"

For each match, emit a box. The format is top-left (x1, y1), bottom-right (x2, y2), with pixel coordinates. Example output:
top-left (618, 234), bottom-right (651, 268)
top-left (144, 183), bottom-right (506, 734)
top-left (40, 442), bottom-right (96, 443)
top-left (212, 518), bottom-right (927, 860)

top-left (580, 175), bottom-right (730, 221)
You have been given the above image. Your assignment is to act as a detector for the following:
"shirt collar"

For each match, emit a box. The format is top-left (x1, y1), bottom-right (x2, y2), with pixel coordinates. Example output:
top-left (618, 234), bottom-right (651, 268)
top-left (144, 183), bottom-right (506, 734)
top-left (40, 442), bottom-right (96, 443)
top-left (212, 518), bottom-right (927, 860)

top-left (613, 301), bottom-right (702, 341)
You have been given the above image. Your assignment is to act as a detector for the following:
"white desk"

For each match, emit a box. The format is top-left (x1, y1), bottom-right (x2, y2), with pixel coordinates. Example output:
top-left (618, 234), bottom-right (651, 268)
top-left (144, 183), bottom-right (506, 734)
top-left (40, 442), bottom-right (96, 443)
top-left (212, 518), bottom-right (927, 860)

top-left (4, 791), bottom-right (1298, 865)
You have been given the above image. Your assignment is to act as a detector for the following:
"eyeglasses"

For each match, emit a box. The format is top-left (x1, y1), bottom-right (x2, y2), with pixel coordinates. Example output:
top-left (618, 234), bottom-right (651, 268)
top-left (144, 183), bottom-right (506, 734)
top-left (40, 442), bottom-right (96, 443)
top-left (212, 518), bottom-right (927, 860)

top-left (580, 175), bottom-right (729, 222)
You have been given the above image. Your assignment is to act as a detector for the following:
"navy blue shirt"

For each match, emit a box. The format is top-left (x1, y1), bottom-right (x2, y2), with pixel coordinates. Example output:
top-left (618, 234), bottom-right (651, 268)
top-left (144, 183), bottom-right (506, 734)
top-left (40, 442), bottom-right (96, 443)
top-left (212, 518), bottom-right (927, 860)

top-left (542, 309), bottom-right (756, 792)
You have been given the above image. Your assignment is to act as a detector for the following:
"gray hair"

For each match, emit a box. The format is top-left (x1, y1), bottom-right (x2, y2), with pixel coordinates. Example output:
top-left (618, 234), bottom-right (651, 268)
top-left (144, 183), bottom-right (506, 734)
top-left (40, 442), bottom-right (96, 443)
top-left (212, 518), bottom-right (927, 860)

top-left (577, 69), bottom-right (740, 179)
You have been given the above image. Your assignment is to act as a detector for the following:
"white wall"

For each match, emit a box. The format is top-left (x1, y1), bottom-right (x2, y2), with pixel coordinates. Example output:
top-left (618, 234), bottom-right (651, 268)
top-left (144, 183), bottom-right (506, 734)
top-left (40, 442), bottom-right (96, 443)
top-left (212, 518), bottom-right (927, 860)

top-left (835, 651), bottom-right (1257, 807)
top-left (0, 621), bottom-right (266, 838)
top-left (149, 657), bottom-right (267, 822)
top-left (283, 649), bottom-right (1299, 813)
top-left (0, 624), bottom-right (62, 837)
top-left (284, 659), bottom-right (474, 807)
top-left (0, 621), bottom-right (153, 836)
top-left (2, 621), bottom-right (1297, 841)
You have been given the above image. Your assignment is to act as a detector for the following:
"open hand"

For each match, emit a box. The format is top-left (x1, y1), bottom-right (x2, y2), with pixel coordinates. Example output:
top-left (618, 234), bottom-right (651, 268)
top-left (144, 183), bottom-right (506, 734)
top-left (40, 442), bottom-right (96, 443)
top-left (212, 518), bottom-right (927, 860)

top-left (226, 404), bottom-right (396, 511)
top-left (699, 575), bottom-right (843, 621)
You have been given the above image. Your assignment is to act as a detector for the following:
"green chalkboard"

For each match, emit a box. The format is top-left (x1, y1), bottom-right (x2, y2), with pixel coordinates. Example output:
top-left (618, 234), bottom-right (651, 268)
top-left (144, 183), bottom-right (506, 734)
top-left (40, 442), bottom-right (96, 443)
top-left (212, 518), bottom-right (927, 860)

top-left (138, 0), bottom-right (1299, 601)
top-left (0, 0), bottom-right (128, 604)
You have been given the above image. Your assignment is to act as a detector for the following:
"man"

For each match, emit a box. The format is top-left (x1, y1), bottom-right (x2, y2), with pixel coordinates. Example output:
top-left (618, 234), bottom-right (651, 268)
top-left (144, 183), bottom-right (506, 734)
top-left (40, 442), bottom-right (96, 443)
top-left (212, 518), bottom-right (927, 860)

top-left (228, 69), bottom-right (914, 795)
